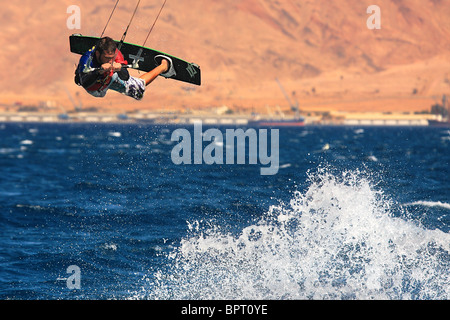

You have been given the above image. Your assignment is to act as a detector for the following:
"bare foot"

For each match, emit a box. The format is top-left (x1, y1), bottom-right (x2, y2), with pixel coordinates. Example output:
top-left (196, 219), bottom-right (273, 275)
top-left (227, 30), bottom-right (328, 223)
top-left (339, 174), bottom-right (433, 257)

top-left (139, 59), bottom-right (170, 86)
top-left (160, 59), bottom-right (169, 73)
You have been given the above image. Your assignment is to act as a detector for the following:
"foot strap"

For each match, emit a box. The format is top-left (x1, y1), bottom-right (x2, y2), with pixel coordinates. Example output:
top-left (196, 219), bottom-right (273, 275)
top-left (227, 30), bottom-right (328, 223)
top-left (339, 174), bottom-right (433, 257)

top-left (155, 55), bottom-right (176, 78)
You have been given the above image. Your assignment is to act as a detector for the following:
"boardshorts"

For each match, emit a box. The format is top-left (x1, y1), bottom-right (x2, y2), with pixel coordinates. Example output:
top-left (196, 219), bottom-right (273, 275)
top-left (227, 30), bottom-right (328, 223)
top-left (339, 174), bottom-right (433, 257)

top-left (108, 73), bottom-right (146, 100)
top-left (87, 73), bottom-right (146, 100)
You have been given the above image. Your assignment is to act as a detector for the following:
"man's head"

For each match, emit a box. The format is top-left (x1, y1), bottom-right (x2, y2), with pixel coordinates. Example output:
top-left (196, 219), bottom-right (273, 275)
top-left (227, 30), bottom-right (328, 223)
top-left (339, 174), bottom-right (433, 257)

top-left (95, 37), bottom-right (117, 64)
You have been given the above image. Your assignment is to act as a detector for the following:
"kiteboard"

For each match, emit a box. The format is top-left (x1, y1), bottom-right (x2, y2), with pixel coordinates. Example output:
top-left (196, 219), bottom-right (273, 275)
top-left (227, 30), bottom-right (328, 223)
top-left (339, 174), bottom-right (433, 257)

top-left (69, 34), bottom-right (201, 86)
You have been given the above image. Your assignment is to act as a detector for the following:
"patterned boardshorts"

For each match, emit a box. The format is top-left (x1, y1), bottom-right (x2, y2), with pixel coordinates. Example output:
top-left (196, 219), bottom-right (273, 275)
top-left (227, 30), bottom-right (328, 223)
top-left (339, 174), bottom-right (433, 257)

top-left (108, 73), bottom-right (146, 100)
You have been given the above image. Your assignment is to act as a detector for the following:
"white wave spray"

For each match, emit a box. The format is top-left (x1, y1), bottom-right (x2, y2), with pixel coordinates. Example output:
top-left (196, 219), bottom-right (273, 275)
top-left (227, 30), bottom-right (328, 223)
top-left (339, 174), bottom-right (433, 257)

top-left (141, 168), bottom-right (450, 300)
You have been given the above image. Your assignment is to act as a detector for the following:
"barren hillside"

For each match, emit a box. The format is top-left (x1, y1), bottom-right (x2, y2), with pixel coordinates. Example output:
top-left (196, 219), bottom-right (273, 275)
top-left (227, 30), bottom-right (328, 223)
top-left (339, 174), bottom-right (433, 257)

top-left (1, 0), bottom-right (450, 114)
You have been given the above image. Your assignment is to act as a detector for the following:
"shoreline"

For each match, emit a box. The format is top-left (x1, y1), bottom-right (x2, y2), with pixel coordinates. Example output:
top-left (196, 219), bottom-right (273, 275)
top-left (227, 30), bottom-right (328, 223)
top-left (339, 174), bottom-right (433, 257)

top-left (0, 110), bottom-right (446, 127)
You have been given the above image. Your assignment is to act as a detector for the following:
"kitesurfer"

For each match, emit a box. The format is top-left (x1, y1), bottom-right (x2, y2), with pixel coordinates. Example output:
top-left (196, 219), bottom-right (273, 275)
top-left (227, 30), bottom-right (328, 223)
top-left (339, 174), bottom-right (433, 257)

top-left (75, 36), bottom-right (175, 100)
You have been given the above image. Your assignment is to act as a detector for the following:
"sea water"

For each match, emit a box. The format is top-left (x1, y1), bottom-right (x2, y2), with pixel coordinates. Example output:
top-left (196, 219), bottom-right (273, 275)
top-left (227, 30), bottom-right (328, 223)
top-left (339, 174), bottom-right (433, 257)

top-left (0, 123), bottom-right (448, 300)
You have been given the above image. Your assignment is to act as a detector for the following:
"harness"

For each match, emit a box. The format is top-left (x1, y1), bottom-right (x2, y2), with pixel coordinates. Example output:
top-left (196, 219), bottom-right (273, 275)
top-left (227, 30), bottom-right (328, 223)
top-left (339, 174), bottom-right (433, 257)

top-left (78, 47), bottom-right (126, 93)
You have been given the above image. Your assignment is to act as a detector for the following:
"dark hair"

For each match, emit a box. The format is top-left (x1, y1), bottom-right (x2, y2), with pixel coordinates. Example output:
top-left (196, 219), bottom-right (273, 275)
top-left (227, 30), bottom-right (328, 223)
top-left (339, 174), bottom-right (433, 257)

top-left (96, 37), bottom-right (117, 54)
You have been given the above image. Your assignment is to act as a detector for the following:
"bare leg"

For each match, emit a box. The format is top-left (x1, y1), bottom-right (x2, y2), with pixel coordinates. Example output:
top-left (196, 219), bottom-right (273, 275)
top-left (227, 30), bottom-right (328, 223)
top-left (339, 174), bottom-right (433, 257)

top-left (139, 59), bottom-right (169, 86)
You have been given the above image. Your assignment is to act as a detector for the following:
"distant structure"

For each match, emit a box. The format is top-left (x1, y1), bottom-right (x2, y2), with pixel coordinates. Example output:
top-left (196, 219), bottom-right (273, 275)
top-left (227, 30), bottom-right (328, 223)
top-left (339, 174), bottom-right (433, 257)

top-left (248, 79), bottom-right (305, 127)
top-left (275, 78), bottom-right (300, 118)
top-left (428, 94), bottom-right (450, 126)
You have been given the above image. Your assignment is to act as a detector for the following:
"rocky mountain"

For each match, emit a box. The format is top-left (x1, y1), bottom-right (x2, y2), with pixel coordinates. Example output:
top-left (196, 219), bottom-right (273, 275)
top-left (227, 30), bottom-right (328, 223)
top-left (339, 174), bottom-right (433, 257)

top-left (1, 0), bottom-right (449, 114)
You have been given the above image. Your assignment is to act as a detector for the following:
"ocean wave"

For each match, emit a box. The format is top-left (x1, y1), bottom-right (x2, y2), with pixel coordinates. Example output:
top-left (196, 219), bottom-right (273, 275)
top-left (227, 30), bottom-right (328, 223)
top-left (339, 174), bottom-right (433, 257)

top-left (141, 168), bottom-right (450, 300)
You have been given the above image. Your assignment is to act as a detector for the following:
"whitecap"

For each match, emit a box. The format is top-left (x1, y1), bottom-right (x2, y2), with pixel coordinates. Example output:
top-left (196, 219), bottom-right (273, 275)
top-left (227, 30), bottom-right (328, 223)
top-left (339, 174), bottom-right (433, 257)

top-left (405, 201), bottom-right (450, 210)
top-left (101, 243), bottom-right (118, 251)
top-left (366, 155), bottom-right (378, 162)
top-left (108, 131), bottom-right (122, 138)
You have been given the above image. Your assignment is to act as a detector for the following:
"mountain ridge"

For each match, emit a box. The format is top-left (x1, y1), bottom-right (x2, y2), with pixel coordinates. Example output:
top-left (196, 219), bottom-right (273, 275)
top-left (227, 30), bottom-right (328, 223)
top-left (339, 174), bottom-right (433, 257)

top-left (1, 0), bottom-right (449, 114)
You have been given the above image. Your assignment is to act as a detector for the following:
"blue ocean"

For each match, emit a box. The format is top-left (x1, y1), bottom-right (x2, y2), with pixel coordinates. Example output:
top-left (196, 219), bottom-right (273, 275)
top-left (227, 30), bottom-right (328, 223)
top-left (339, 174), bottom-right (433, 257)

top-left (0, 123), bottom-right (448, 300)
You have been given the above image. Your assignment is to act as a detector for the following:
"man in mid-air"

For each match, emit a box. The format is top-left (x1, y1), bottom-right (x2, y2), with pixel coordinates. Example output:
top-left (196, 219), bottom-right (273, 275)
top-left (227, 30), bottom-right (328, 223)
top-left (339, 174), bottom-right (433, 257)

top-left (75, 36), bottom-right (175, 100)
